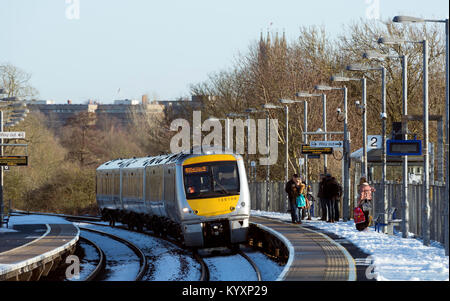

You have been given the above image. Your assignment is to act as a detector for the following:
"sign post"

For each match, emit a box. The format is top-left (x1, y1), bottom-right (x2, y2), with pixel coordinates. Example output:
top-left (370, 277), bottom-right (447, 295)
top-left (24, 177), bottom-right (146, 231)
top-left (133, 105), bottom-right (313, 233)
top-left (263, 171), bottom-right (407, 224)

top-left (367, 135), bottom-right (382, 149)
top-left (0, 132), bottom-right (26, 139)
top-left (0, 156), bottom-right (28, 166)
top-left (301, 145), bottom-right (333, 155)
top-left (0, 128), bottom-right (27, 228)
top-left (310, 140), bottom-right (343, 148)
top-left (386, 139), bottom-right (422, 156)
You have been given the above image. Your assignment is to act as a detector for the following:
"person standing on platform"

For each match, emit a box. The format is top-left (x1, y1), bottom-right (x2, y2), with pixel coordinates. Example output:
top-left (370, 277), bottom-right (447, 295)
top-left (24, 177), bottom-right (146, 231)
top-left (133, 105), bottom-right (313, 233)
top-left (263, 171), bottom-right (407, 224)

top-left (318, 174), bottom-right (327, 221)
top-left (332, 176), bottom-right (342, 222)
top-left (356, 177), bottom-right (375, 231)
top-left (285, 174), bottom-right (301, 224)
top-left (323, 174), bottom-right (341, 223)
top-left (296, 177), bottom-right (307, 223)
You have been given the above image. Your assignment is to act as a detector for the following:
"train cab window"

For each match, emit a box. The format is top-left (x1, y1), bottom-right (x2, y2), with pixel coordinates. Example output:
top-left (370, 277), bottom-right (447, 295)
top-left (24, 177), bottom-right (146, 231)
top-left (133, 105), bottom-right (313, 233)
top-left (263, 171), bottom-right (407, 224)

top-left (184, 167), bottom-right (211, 197)
top-left (211, 164), bottom-right (239, 193)
top-left (184, 162), bottom-right (240, 199)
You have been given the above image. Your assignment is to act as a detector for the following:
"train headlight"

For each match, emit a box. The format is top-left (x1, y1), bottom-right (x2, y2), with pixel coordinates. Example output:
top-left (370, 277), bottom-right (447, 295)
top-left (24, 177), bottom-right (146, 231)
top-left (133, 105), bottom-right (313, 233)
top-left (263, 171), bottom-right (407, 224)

top-left (236, 202), bottom-right (245, 209)
top-left (182, 207), bottom-right (190, 213)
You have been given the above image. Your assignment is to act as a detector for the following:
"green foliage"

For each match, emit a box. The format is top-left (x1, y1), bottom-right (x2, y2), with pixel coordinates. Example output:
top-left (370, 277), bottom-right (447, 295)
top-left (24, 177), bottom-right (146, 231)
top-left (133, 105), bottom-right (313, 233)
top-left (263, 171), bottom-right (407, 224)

top-left (21, 164), bottom-right (96, 215)
top-left (4, 110), bottom-right (145, 215)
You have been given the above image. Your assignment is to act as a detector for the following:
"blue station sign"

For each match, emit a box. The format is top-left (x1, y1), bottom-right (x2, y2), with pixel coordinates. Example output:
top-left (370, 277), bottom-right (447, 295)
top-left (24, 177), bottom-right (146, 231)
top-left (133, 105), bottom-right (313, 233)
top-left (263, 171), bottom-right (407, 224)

top-left (386, 139), bottom-right (422, 156)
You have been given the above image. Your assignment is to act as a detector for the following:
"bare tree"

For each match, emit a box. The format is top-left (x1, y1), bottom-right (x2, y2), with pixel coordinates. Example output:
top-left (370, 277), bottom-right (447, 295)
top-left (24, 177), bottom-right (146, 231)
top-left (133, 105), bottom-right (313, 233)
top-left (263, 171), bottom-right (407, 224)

top-left (0, 64), bottom-right (39, 98)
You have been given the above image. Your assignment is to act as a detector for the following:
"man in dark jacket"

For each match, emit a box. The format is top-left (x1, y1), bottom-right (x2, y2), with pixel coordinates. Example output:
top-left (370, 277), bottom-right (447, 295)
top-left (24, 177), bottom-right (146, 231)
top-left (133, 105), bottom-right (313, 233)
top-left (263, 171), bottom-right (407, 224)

top-left (318, 174), bottom-right (327, 221)
top-left (285, 174), bottom-right (300, 224)
top-left (323, 175), bottom-right (341, 223)
top-left (333, 178), bottom-right (342, 222)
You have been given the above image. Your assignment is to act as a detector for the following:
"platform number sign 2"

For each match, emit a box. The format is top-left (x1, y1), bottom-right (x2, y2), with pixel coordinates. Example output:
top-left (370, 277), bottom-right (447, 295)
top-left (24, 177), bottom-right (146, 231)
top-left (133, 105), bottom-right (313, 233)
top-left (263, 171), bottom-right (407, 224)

top-left (367, 135), bottom-right (382, 149)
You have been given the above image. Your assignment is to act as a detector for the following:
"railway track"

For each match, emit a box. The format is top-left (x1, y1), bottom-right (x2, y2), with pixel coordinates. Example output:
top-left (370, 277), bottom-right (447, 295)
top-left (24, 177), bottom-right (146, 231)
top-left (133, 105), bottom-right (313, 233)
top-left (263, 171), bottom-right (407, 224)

top-left (238, 250), bottom-right (262, 281)
top-left (74, 219), bottom-right (262, 281)
top-left (79, 227), bottom-right (148, 281)
top-left (11, 211), bottom-right (267, 281)
top-left (196, 248), bottom-right (262, 281)
top-left (77, 236), bottom-right (106, 281)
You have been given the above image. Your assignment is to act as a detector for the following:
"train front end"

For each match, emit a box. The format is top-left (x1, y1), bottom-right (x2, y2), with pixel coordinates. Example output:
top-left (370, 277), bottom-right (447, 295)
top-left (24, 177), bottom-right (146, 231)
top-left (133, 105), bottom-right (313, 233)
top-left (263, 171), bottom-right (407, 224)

top-left (178, 154), bottom-right (250, 248)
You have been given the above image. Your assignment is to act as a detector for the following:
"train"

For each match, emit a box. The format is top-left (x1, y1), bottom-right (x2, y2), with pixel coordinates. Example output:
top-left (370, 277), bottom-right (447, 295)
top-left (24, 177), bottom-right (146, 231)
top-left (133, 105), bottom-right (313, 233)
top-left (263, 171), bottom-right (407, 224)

top-left (96, 149), bottom-right (250, 248)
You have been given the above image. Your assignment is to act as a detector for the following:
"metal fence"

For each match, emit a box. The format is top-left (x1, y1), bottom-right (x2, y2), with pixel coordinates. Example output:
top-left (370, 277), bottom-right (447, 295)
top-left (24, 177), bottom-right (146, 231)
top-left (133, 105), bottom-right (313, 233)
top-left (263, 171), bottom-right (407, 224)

top-left (249, 181), bottom-right (446, 244)
top-left (248, 181), bottom-right (322, 216)
top-left (372, 182), bottom-right (447, 244)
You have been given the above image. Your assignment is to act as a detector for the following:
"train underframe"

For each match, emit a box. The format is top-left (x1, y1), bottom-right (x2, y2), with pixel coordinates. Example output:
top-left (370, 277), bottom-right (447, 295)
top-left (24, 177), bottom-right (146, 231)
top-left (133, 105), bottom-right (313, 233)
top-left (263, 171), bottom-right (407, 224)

top-left (100, 208), bottom-right (248, 249)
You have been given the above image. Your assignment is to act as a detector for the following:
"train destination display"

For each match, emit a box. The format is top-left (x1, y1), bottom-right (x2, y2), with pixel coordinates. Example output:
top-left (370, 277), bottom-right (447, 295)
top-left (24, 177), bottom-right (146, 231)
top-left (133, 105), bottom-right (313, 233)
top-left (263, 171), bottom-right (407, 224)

top-left (386, 139), bottom-right (422, 156)
top-left (0, 156), bottom-right (28, 166)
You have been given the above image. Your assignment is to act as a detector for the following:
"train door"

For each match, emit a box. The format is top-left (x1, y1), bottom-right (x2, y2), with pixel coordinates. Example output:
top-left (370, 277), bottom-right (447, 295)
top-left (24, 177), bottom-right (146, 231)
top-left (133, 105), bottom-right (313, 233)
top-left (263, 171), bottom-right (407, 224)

top-left (163, 165), bottom-right (176, 218)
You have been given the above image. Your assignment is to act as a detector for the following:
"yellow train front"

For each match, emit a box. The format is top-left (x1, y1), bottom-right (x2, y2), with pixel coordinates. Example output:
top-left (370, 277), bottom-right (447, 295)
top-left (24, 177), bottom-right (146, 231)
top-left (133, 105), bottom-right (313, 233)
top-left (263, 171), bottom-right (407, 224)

top-left (96, 150), bottom-right (250, 248)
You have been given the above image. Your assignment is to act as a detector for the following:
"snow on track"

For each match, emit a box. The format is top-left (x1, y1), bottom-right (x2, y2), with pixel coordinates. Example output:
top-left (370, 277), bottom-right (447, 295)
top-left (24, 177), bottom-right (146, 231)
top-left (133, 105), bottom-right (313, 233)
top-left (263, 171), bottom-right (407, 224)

top-left (68, 239), bottom-right (100, 281)
top-left (80, 230), bottom-right (140, 281)
top-left (204, 254), bottom-right (257, 281)
top-left (75, 223), bottom-right (201, 281)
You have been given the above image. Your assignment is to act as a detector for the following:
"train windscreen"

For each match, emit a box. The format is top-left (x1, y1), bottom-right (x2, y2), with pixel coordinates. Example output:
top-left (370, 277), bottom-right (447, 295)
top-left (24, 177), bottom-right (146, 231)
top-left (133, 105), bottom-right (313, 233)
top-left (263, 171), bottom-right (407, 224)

top-left (183, 161), bottom-right (240, 199)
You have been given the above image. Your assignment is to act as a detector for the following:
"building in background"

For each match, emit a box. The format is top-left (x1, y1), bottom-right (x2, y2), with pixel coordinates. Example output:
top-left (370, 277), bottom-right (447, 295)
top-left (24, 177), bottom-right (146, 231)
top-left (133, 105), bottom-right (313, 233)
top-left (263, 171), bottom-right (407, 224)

top-left (26, 96), bottom-right (202, 129)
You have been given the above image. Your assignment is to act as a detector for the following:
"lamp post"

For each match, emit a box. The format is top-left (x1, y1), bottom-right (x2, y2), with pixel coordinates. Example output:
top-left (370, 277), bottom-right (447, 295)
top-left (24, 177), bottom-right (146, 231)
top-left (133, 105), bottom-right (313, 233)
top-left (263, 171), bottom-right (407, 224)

top-left (295, 92), bottom-right (328, 175)
top-left (331, 75), bottom-right (368, 179)
top-left (392, 14), bottom-right (449, 255)
top-left (227, 112), bottom-right (252, 176)
top-left (346, 64), bottom-right (388, 230)
top-left (315, 84), bottom-right (350, 221)
top-left (376, 36), bottom-right (431, 245)
top-left (263, 103), bottom-right (289, 183)
top-left (279, 98), bottom-right (308, 183)
top-left (246, 107), bottom-right (270, 210)
top-left (364, 49), bottom-right (410, 239)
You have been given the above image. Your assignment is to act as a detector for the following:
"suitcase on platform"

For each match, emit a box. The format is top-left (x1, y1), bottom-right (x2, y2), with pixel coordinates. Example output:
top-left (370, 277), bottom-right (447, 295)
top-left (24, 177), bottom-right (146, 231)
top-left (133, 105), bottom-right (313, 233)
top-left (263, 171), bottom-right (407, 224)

top-left (354, 207), bottom-right (366, 224)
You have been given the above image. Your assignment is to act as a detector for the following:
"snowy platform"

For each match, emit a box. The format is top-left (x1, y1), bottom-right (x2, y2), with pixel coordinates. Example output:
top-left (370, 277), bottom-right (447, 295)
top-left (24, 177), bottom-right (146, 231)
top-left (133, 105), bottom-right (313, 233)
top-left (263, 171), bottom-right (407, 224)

top-left (250, 216), bottom-right (356, 281)
top-left (251, 211), bottom-right (449, 281)
top-left (0, 215), bottom-right (79, 281)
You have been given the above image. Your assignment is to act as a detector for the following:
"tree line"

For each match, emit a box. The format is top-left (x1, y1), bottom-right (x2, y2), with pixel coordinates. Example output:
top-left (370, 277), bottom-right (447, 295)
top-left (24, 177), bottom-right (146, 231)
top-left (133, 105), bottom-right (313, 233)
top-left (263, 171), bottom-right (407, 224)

top-left (1, 18), bottom-right (447, 214)
top-left (188, 19), bottom-right (447, 183)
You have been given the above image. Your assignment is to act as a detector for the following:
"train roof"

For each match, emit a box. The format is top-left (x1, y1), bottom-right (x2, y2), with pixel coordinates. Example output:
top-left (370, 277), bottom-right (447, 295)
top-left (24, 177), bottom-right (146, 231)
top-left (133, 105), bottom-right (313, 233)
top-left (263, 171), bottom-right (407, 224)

top-left (96, 147), bottom-right (240, 171)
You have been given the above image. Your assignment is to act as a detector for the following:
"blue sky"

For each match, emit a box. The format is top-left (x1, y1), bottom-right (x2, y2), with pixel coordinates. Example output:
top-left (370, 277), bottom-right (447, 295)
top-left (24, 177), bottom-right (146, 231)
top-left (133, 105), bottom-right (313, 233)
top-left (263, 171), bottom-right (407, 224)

top-left (0, 0), bottom-right (448, 103)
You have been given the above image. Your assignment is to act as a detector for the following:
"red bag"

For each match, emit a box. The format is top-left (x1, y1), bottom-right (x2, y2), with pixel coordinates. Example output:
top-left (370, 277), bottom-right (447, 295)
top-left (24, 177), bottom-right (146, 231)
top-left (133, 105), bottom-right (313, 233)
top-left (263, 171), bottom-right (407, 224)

top-left (354, 207), bottom-right (366, 224)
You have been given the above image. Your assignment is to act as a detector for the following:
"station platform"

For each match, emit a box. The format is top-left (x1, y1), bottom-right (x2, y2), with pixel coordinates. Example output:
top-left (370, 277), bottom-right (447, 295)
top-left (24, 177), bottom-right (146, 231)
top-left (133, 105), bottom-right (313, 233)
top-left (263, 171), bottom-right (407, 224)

top-left (0, 221), bottom-right (79, 281)
top-left (250, 216), bottom-right (364, 281)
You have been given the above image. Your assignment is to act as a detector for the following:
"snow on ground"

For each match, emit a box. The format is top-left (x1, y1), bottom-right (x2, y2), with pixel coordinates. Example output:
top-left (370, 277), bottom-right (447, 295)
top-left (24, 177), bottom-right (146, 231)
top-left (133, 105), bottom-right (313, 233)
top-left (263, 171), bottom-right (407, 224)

top-left (7, 215), bottom-right (72, 228)
top-left (80, 230), bottom-right (140, 281)
top-left (242, 248), bottom-right (284, 281)
top-left (0, 228), bottom-right (18, 233)
top-left (251, 210), bottom-right (449, 281)
top-left (76, 222), bottom-right (201, 281)
top-left (68, 240), bottom-right (98, 281)
top-left (204, 254), bottom-right (258, 281)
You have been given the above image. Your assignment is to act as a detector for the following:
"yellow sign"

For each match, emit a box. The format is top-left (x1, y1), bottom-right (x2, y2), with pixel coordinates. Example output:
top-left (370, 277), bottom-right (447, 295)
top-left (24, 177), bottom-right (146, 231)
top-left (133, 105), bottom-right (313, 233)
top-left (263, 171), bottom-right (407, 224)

top-left (301, 145), bottom-right (333, 155)
top-left (0, 156), bottom-right (28, 166)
